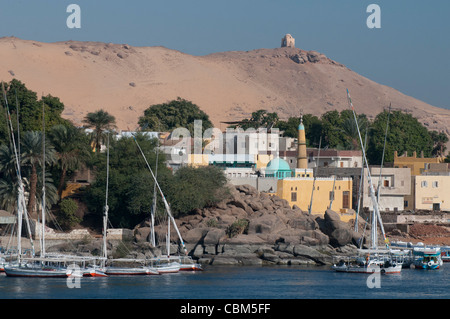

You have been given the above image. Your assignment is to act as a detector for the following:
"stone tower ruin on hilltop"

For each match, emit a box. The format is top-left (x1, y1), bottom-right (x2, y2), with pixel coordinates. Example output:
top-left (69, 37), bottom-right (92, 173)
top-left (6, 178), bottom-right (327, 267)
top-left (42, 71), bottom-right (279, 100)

top-left (281, 34), bottom-right (295, 48)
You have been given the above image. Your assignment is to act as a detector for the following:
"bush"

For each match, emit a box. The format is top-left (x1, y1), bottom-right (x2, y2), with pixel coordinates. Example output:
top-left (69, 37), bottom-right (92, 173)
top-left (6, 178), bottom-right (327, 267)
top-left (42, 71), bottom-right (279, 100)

top-left (226, 219), bottom-right (249, 238)
top-left (166, 165), bottom-right (229, 217)
top-left (58, 198), bottom-right (81, 230)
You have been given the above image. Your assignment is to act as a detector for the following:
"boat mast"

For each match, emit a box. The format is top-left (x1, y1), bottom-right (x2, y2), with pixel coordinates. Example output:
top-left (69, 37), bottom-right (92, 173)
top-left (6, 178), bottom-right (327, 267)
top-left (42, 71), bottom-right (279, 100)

top-left (102, 133), bottom-right (110, 261)
top-left (2, 83), bottom-right (28, 261)
top-left (132, 135), bottom-right (188, 255)
top-left (41, 99), bottom-right (46, 257)
top-left (354, 126), bottom-right (368, 232)
top-left (346, 89), bottom-right (388, 249)
top-left (376, 104), bottom-right (391, 205)
top-left (150, 132), bottom-right (159, 247)
top-left (308, 136), bottom-right (321, 215)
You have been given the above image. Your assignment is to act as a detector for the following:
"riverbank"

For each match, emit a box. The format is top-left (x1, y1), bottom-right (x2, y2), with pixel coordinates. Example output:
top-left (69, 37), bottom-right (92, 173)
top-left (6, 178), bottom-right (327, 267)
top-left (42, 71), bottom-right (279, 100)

top-left (4, 184), bottom-right (449, 266)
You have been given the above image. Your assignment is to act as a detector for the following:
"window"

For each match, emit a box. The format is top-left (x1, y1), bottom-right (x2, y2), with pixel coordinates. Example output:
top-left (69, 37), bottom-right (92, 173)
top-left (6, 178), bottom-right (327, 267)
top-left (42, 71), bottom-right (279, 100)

top-left (432, 181), bottom-right (439, 188)
top-left (329, 191), bottom-right (334, 201)
top-left (384, 180), bottom-right (390, 187)
top-left (291, 192), bottom-right (297, 202)
top-left (421, 181), bottom-right (428, 188)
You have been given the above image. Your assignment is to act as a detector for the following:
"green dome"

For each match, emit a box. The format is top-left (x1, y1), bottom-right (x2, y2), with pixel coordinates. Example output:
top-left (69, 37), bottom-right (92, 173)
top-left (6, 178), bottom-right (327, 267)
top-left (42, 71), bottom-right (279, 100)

top-left (265, 157), bottom-right (292, 179)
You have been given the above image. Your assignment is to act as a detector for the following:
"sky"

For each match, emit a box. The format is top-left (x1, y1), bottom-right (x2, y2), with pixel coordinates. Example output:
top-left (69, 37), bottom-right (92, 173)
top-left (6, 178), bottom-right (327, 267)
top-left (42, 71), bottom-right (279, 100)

top-left (0, 0), bottom-right (449, 110)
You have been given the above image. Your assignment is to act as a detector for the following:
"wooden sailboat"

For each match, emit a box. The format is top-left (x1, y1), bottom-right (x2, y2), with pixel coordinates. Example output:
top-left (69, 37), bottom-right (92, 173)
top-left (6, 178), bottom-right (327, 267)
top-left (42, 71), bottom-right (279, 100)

top-left (331, 90), bottom-right (402, 274)
top-left (101, 133), bottom-right (159, 276)
top-left (3, 92), bottom-right (70, 278)
top-left (133, 135), bottom-right (202, 272)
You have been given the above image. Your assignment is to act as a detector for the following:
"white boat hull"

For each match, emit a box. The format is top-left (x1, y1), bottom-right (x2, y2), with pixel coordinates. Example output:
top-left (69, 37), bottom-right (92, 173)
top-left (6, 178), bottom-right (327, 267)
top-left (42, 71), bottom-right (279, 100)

top-left (83, 267), bottom-right (108, 277)
top-left (156, 262), bottom-right (180, 274)
top-left (4, 266), bottom-right (70, 278)
top-left (179, 263), bottom-right (203, 271)
top-left (105, 267), bottom-right (159, 276)
top-left (332, 263), bottom-right (402, 274)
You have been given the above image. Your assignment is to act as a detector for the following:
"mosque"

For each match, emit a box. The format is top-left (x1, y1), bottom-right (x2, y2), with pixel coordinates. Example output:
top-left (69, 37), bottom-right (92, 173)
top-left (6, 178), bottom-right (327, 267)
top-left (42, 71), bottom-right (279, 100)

top-left (266, 116), bottom-right (354, 222)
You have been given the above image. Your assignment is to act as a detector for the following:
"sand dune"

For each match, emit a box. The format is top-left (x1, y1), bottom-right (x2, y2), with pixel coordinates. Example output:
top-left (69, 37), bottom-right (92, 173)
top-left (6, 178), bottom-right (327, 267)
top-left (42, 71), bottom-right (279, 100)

top-left (1, 36), bottom-right (449, 137)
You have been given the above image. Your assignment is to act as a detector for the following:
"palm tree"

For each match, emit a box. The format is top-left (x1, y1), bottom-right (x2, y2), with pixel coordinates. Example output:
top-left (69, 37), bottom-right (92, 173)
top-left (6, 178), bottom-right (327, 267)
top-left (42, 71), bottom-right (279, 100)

top-left (82, 110), bottom-right (116, 153)
top-left (20, 131), bottom-right (56, 219)
top-left (0, 145), bottom-right (18, 213)
top-left (0, 143), bottom-right (20, 213)
top-left (49, 124), bottom-right (92, 199)
top-left (340, 116), bottom-right (369, 150)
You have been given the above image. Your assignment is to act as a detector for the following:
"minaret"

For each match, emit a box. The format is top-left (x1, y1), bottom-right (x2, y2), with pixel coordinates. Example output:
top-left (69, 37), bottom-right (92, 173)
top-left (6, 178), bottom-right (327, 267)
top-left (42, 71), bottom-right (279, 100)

top-left (297, 114), bottom-right (307, 169)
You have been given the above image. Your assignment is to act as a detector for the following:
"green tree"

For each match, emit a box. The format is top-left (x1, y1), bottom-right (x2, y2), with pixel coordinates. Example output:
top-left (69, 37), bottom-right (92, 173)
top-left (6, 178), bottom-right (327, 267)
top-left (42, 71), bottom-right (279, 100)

top-left (367, 110), bottom-right (433, 164)
top-left (235, 109), bottom-right (279, 130)
top-left (20, 131), bottom-right (56, 219)
top-left (339, 114), bottom-right (369, 150)
top-left (276, 114), bottom-right (323, 147)
top-left (138, 98), bottom-right (213, 135)
top-left (82, 109), bottom-right (116, 154)
top-left (49, 124), bottom-right (92, 199)
top-left (165, 165), bottom-right (229, 217)
top-left (0, 144), bottom-right (19, 212)
top-left (429, 130), bottom-right (448, 157)
top-left (83, 133), bottom-right (170, 228)
top-left (0, 80), bottom-right (70, 135)
top-left (58, 198), bottom-right (81, 230)
top-left (320, 110), bottom-right (345, 148)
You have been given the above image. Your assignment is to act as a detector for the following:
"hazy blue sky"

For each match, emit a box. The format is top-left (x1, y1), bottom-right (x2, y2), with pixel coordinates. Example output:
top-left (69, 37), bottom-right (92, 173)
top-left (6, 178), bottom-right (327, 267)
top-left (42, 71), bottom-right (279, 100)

top-left (0, 0), bottom-right (449, 110)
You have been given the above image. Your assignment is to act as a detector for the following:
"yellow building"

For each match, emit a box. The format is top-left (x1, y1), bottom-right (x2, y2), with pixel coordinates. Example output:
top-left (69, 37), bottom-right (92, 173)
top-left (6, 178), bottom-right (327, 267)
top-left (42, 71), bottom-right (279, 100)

top-left (394, 151), bottom-right (444, 176)
top-left (268, 114), bottom-right (355, 222)
top-left (276, 172), bottom-right (353, 221)
top-left (413, 175), bottom-right (450, 211)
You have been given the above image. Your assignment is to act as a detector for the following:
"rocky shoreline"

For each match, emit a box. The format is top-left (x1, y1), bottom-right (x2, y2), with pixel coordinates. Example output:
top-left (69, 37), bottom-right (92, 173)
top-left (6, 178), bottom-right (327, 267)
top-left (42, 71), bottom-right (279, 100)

top-left (17, 184), bottom-right (449, 267)
top-left (134, 184), bottom-right (365, 266)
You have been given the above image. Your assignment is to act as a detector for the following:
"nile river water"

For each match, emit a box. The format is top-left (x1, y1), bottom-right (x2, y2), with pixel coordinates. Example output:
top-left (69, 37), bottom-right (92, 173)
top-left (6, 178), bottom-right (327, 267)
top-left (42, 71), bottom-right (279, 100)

top-left (1, 263), bottom-right (449, 299)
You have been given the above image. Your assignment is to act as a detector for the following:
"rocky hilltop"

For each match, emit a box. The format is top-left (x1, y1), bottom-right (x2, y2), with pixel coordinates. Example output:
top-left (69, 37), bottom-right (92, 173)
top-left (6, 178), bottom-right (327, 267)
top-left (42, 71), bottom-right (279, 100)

top-left (135, 185), bottom-right (364, 266)
top-left (1, 37), bottom-right (449, 136)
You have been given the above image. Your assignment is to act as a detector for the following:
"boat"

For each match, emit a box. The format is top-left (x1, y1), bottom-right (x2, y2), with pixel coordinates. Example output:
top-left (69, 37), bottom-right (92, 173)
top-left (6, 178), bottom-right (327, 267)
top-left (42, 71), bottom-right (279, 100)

top-left (332, 91), bottom-right (402, 275)
top-left (154, 259), bottom-right (181, 274)
top-left (413, 247), bottom-right (443, 270)
top-left (1, 90), bottom-right (73, 278)
top-left (332, 250), bottom-right (402, 274)
top-left (4, 257), bottom-right (71, 278)
top-left (104, 259), bottom-right (159, 276)
top-left (133, 136), bottom-right (203, 273)
top-left (178, 256), bottom-right (203, 271)
top-left (441, 246), bottom-right (450, 262)
top-left (83, 265), bottom-right (108, 277)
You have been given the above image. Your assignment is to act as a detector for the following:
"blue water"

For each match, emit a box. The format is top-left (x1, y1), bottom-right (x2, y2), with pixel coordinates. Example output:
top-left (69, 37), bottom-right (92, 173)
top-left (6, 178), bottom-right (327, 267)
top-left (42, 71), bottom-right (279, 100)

top-left (1, 263), bottom-right (449, 299)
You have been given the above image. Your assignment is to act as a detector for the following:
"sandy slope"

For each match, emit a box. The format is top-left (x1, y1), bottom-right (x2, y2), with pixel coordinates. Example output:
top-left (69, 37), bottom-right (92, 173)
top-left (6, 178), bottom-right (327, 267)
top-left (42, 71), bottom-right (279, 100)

top-left (1, 36), bottom-right (449, 136)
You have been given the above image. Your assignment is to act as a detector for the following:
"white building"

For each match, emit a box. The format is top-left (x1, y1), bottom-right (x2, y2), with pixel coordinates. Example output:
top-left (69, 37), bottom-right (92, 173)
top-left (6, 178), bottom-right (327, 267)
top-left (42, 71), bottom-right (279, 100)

top-left (362, 167), bottom-right (411, 212)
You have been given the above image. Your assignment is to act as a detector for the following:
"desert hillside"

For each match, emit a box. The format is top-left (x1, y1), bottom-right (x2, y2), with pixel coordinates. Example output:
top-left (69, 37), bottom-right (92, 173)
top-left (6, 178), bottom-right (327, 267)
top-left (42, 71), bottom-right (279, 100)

top-left (1, 36), bottom-right (449, 136)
